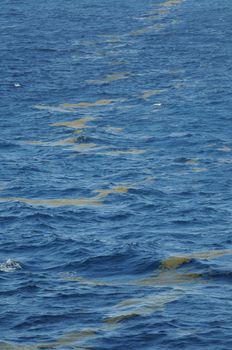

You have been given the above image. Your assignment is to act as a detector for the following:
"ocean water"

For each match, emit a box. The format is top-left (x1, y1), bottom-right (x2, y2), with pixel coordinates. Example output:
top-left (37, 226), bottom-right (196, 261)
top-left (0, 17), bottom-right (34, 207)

top-left (1, 0), bottom-right (232, 348)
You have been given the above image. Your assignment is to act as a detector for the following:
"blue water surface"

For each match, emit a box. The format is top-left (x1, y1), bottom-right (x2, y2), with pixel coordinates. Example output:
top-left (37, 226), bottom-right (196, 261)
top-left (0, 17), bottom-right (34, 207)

top-left (1, 0), bottom-right (232, 349)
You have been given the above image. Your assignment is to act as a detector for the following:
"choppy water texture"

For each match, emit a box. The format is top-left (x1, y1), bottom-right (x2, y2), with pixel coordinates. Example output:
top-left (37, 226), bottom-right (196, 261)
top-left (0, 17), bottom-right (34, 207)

top-left (1, 0), bottom-right (232, 348)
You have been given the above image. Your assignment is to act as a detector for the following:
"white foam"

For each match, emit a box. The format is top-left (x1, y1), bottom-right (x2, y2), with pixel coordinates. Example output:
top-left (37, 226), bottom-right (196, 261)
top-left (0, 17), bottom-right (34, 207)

top-left (0, 259), bottom-right (22, 272)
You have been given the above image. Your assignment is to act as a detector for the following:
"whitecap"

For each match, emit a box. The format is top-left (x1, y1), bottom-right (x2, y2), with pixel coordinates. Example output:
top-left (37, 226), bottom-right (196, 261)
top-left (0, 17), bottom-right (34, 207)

top-left (0, 259), bottom-right (22, 272)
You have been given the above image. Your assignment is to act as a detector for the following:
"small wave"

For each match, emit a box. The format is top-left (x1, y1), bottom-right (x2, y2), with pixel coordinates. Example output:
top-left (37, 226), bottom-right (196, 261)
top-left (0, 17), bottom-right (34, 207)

top-left (34, 47), bottom-right (57, 52)
top-left (207, 270), bottom-right (232, 282)
top-left (0, 141), bottom-right (19, 150)
top-left (0, 259), bottom-right (22, 272)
